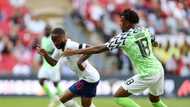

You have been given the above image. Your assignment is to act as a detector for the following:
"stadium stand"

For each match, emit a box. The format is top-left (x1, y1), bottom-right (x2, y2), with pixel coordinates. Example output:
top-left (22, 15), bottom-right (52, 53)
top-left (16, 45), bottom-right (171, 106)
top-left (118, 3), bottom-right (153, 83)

top-left (0, 0), bottom-right (190, 77)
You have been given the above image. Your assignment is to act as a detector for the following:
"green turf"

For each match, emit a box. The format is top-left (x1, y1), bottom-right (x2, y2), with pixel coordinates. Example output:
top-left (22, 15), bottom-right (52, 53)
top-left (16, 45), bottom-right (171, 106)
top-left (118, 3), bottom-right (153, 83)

top-left (0, 97), bottom-right (189, 107)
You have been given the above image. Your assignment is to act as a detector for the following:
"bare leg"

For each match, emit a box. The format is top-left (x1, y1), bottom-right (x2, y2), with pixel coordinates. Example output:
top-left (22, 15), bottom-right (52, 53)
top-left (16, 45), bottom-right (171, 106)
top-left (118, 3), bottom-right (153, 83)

top-left (149, 94), bottom-right (160, 103)
top-left (39, 78), bottom-right (58, 107)
top-left (81, 97), bottom-right (92, 107)
top-left (114, 86), bottom-right (132, 97)
top-left (149, 94), bottom-right (167, 107)
top-left (55, 83), bottom-right (80, 107)
top-left (59, 89), bottom-right (77, 103)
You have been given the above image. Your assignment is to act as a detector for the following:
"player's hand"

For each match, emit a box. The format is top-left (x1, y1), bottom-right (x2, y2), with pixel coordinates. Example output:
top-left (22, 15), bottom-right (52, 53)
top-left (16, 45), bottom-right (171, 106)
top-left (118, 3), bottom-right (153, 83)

top-left (36, 46), bottom-right (48, 57)
top-left (152, 41), bottom-right (161, 48)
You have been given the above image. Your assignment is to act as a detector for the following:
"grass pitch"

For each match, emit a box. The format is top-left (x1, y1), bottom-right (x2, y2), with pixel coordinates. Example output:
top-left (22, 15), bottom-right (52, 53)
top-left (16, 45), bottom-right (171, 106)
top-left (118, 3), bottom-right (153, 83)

top-left (0, 97), bottom-right (189, 107)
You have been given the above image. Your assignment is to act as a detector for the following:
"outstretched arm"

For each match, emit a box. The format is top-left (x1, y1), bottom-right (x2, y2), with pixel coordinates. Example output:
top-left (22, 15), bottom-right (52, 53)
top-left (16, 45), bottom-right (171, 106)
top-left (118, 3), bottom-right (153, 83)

top-left (64, 44), bottom-right (109, 56)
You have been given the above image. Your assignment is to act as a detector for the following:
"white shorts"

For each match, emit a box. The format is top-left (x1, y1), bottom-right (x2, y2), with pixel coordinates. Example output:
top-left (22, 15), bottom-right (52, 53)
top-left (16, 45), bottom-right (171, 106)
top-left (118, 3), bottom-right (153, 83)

top-left (38, 66), bottom-right (61, 82)
top-left (121, 71), bottom-right (164, 96)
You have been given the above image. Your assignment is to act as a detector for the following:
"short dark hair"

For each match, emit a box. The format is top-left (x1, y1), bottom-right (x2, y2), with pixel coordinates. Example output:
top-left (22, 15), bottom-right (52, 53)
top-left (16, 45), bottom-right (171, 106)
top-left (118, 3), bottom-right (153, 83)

top-left (51, 28), bottom-right (65, 36)
top-left (121, 9), bottom-right (139, 24)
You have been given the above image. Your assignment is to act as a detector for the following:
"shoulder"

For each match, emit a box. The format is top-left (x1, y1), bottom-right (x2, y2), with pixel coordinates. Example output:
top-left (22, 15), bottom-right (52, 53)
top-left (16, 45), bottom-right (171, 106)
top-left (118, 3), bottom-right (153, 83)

top-left (65, 39), bottom-right (73, 47)
top-left (133, 26), bottom-right (147, 33)
top-left (65, 39), bottom-right (80, 50)
top-left (114, 32), bottom-right (128, 39)
top-left (127, 27), bottom-right (150, 37)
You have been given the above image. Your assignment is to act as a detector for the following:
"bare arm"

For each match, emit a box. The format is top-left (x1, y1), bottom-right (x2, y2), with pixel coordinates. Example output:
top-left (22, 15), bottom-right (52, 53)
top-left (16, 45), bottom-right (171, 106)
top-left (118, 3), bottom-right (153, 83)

top-left (36, 47), bottom-right (58, 66)
top-left (150, 33), bottom-right (161, 47)
top-left (64, 44), bottom-right (109, 56)
top-left (77, 54), bottom-right (91, 71)
top-left (44, 54), bottom-right (58, 66)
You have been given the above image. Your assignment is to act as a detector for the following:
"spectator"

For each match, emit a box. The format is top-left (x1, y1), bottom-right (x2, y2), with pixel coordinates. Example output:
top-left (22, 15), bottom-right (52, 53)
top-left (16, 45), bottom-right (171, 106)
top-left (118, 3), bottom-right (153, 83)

top-left (165, 55), bottom-right (177, 75)
top-left (24, 14), bottom-right (46, 34)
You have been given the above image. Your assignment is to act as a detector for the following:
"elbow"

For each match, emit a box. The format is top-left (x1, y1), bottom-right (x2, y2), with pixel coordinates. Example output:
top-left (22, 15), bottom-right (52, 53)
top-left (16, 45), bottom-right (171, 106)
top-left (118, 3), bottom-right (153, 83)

top-left (77, 61), bottom-right (85, 71)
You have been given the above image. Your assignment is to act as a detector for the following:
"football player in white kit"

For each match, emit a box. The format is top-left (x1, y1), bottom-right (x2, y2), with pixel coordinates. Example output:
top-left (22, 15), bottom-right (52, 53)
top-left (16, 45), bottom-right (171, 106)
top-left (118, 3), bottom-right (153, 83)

top-left (37, 25), bottom-right (80, 107)
top-left (36, 28), bottom-right (100, 107)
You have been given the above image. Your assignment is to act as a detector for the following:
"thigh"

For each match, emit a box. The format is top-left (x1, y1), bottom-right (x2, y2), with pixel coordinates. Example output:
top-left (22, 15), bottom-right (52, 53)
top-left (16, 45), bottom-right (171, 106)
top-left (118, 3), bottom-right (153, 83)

top-left (81, 97), bottom-right (92, 107)
top-left (51, 69), bottom-right (61, 82)
top-left (59, 89), bottom-right (77, 103)
top-left (121, 75), bottom-right (149, 94)
top-left (38, 67), bottom-right (51, 79)
top-left (149, 73), bottom-right (164, 96)
top-left (69, 80), bottom-right (99, 98)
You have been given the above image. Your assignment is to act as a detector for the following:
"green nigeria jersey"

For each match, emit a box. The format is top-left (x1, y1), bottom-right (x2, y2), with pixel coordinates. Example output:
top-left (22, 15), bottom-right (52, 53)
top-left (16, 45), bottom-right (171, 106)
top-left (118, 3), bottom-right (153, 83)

top-left (41, 36), bottom-right (55, 68)
top-left (105, 27), bottom-right (163, 76)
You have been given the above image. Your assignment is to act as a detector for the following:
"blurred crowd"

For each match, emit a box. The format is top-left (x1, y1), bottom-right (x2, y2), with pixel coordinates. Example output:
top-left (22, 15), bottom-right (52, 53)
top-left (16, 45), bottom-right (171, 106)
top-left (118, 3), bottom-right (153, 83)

top-left (71, 0), bottom-right (190, 77)
top-left (155, 38), bottom-right (190, 77)
top-left (0, 0), bottom-right (46, 76)
top-left (0, 0), bottom-right (190, 77)
top-left (71, 0), bottom-right (190, 40)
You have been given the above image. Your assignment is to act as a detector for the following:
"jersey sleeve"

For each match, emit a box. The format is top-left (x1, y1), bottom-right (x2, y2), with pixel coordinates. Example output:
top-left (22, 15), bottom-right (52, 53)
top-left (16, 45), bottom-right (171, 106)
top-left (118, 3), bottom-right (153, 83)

top-left (66, 39), bottom-right (87, 50)
top-left (51, 48), bottom-right (62, 61)
top-left (104, 33), bottom-right (127, 50)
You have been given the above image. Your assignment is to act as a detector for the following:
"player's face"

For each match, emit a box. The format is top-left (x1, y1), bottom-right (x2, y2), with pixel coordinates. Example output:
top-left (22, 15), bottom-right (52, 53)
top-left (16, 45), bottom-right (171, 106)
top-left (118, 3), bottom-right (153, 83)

top-left (120, 16), bottom-right (130, 32)
top-left (52, 34), bottom-right (66, 49)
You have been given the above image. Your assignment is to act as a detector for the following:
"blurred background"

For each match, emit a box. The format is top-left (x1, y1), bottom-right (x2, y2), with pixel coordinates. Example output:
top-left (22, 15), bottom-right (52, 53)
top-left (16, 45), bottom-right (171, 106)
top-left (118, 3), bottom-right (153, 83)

top-left (0, 0), bottom-right (190, 107)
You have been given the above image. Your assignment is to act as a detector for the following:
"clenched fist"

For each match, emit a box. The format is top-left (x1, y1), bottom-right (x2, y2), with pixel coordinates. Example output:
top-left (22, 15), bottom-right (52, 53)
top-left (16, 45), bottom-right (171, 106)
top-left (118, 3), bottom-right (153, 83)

top-left (36, 46), bottom-right (48, 57)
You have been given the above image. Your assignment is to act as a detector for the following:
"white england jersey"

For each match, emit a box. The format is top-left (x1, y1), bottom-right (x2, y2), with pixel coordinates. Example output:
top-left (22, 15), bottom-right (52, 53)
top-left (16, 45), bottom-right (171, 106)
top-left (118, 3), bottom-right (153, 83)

top-left (52, 39), bottom-right (100, 83)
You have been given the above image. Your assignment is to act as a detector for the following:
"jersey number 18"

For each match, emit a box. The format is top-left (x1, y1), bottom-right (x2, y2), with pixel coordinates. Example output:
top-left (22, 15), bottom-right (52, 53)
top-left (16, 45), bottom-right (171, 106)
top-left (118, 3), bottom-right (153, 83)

top-left (135, 37), bottom-right (150, 57)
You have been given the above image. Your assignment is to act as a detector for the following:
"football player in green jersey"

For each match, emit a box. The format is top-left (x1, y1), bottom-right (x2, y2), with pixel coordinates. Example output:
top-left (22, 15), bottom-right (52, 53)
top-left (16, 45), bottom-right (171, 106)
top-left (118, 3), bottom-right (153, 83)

top-left (64, 9), bottom-right (167, 107)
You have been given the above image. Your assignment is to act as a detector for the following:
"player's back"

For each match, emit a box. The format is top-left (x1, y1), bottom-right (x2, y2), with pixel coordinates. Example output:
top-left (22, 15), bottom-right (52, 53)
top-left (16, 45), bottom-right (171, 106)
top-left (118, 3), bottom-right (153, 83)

top-left (121, 27), bottom-right (163, 76)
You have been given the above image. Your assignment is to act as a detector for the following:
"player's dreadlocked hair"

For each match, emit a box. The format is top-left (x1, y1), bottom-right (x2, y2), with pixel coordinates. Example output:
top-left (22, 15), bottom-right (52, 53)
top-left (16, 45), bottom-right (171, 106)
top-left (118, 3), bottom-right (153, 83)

top-left (121, 9), bottom-right (139, 24)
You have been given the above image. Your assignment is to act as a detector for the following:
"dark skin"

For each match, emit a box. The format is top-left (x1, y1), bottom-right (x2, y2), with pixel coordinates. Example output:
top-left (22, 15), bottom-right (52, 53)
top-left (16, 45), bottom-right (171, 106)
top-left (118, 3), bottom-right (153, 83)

top-left (36, 34), bottom-right (89, 70)
top-left (36, 33), bottom-right (93, 107)
top-left (44, 24), bottom-right (52, 37)
top-left (63, 16), bottom-right (161, 103)
top-left (37, 25), bottom-right (60, 95)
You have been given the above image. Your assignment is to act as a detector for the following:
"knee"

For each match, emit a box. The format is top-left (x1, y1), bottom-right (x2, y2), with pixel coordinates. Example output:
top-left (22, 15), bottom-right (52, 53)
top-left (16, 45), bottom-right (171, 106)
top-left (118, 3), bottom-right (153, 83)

top-left (149, 94), bottom-right (160, 103)
top-left (59, 96), bottom-right (67, 104)
top-left (81, 102), bottom-right (91, 107)
top-left (114, 90), bottom-right (131, 97)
